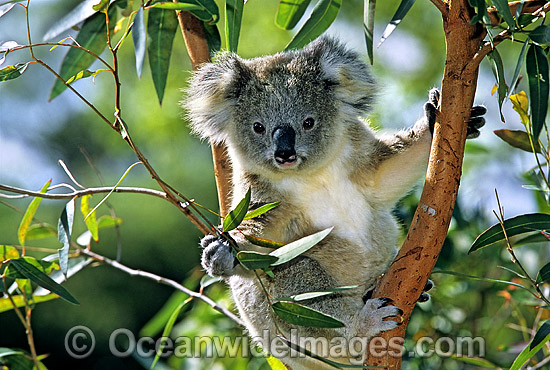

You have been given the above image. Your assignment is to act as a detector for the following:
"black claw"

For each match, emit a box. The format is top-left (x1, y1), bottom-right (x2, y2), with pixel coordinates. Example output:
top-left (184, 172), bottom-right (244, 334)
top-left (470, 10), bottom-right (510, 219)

top-left (379, 297), bottom-right (393, 307)
top-left (362, 289), bottom-right (374, 303)
top-left (424, 279), bottom-right (434, 292)
top-left (397, 308), bottom-right (404, 315)
top-left (471, 105), bottom-right (487, 117)
top-left (469, 117), bottom-right (485, 129)
top-left (418, 292), bottom-right (431, 303)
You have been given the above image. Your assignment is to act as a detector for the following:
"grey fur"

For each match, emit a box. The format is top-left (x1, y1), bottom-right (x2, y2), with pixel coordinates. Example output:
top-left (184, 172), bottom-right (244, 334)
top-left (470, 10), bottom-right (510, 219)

top-left (184, 36), bottom-right (483, 369)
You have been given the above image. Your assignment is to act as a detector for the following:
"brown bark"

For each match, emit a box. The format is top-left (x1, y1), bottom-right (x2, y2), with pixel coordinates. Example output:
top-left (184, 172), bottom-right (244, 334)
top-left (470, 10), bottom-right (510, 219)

top-left (176, 11), bottom-right (233, 219)
top-left (365, 0), bottom-right (484, 368)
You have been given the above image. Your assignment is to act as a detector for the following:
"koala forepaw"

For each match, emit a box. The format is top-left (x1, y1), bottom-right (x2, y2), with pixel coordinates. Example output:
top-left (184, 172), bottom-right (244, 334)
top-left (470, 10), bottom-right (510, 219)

top-left (359, 298), bottom-right (402, 338)
top-left (424, 88), bottom-right (486, 139)
top-left (201, 235), bottom-right (237, 277)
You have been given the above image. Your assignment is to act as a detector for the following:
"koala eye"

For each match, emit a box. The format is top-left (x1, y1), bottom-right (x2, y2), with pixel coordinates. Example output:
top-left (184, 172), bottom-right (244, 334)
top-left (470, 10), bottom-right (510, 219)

top-left (253, 122), bottom-right (266, 135)
top-left (303, 117), bottom-right (315, 131)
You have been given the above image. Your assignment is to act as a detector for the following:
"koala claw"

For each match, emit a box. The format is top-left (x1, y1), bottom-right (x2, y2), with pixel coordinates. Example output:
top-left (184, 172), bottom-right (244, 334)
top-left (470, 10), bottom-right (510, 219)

top-left (418, 279), bottom-right (434, 303)
top-left (201, 235), bottom-right (237, 277)
top-left (424, 88), bottom-right (486, 138)
top-left (359, 298), bottom-right (402, 337)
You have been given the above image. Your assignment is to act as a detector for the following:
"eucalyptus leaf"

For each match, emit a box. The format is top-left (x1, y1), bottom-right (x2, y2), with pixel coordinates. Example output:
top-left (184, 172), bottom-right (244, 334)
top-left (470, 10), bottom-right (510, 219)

top-left (272, 301), bottom-right (344, 328)
top-left (526, 44), bottom-right (549, 141)
top-left (236, 251), bottom-right (279, 270)
top-left (57, 199), bottom-right (75, 277)
top-left (132, 7), bottom-right (146, 78)
top-left (0, 63), bottom-right (30, 82)
top-left (202, 22), bottom-right (221, 57)
top-left (492, 0), bottom-right (516, 30)
top-left (530, 25), bottom-right (550, 44)
top-left (487, 48), bottom-right (508, 122)
top-left (275, 0), bottom-right (312, 30)
top-left (244, 202), bottom-right (280, 220)
top-left (269, 227), bottom-right (332, 266)
top-left (43, 0), bottom-right (110, 41)
top-left (363, 0), bottom-right (375, 65)
top-left (225, 0), bottom-right (244, 52)
top-left (18, 179), bottom-right (51, 246)
top-left (509, 321), bottom-right (550, 370)
top-left (223, 188), bottom-right (251, 232)
top-left (494, 129), bottom-right (540, 153)
top-left (379, 0), bottom-right (415, 47)
top-left (536, 262), bottom-right (550, 284)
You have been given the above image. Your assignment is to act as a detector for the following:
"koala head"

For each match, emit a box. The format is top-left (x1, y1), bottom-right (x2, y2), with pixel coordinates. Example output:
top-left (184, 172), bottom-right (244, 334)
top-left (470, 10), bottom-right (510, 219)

top-left (184, 36), bottom-right (377, 176)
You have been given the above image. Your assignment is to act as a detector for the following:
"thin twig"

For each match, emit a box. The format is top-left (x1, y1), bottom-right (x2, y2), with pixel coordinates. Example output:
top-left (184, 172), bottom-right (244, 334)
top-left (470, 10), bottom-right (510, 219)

top-left (465, 29), bottom-right (510, 75)
top-left (59, 160), bottom-right (85, 190)
top-left (79, 248), bottom-right (244, 327)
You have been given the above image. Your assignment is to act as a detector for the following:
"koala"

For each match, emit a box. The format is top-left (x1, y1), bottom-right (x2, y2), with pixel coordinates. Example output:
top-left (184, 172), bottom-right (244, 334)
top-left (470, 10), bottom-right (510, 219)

top-left (184, 36), bottom-right (485, 369)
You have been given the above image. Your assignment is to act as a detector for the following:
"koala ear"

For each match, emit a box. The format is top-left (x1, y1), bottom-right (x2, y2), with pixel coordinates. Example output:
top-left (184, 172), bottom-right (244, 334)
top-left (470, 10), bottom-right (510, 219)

top-left (183, 53), bottom-right (251, 144)
top-left (305, 36), bottom-right (378, 114)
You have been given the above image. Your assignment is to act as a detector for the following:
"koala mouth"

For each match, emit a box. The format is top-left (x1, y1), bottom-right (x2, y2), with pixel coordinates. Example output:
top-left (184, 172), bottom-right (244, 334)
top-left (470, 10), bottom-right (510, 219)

top-left (275, 154), bottom-right (297, 167)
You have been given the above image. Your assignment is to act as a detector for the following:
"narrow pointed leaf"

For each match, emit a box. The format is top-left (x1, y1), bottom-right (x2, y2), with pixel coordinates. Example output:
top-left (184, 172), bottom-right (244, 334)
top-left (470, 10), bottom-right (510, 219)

top-left (50, 6), bottom-right (117, 100)
top-left (494, 129), bottom-right (540, 153)
top-left (469, 213), bottom-right (550, 253)
top-left (97, 215), bottom-right (123, 228)
top-left (285, 0), bottom-right (342, 50)
top-left (275, 0), bottom-right (312, 30)
top-left (26, 224), bottom-right (57, 241)
top-left (269, 227), bottom-right (332, 266)
top-left (222, 188), bottom-right (251, 232)
top-left (225, 0), bottom-right (244, 52)
top-left (530, 25), bottom-right (550, 44)
top-left (509, 39), bottom-right (529, 97)
top-left (510, 91), bottom-right (530, 125)
top-left (236, 251), bottom-right (279, 270)
top-left (81, 195), bottom-right (99, 242)
top-left (0, 62), bottom-right (30, 82)
top-left (469, 0), bottom-right (489, 25)
top-left (379, 0), bottom-right (415, 47)
top-left (526, 44), bottom-right (549, 141)
top-left (168, 0), bottom-right (219, 23)
top-left (510, 321), bottom-right (550, 370)
top-left (266, 356), bottom-right (288, 370)
top-left (147, 7), bottom-right (178, 104)
top-left (244, 202), bottom-right (280, 220)
top-left (43, 0), bottom-right (105, 41)
top-left (492, 0), bottom-right (516, 30)
top-left (244, 234), bottom-right (285, 249)
top-left (536, 262), bottom-right (550, 284)
top-left (65, 68), bottom-right (108, 84)
top-left (284, 285), bottom-right (359, 301)
top-left (9, 258), bottom-right (79, 304)
top-left (146, 2), bottom-right (203, 11)
top-left (0, 246), bottom-right (19, 262)
top-left (0, 4), bottom-right (15, 19)
top-left (132, 6), bottom-right (146, 78)
top-left (487, 48), bottom-right (508, 122)
top-left (363, 0), bottom-right (376, 65)
top-left (272, 301), bottom-right (344, 328)
top-left (18, 179), bottom-right (51, 246)
top-left (432, 270), bottom-right (531, 292)
top-left (202, 22), bottom-right (221, 56)
top-left (0, 293), bottom-right (60, 313)
top-left (57, 199), bottom-right (75, 277)
top-left (93, 0), bottom-right (110, 12)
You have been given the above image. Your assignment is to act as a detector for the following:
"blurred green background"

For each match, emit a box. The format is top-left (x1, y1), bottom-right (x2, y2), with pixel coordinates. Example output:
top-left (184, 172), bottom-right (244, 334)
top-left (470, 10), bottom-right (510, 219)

top-left (1, 0), bottom-right (549, 369)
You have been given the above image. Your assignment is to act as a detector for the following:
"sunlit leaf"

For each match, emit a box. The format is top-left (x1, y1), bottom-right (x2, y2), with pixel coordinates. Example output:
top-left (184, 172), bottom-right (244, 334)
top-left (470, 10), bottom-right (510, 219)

top-left (200, 274), bottom-right (223, 290)
top-left (266, 355), bottom-right (288, 370)
top-left (50, 6), bottom-right (117, 100)
top-left (0, 293), bottom-right (59, 314)
top-left (492, 0), bottom-right (516, 30)
top-left (244, 234), bottom-right (285, 249)
top-left (283, 285), bottom-right (358, 301)
top-left (57, 199), bottom-right (75, 277)
top-left (147, 7), bottom-right (178, 104)
top-left (0, 246), bottom-right (19, 262)
top-left (223, 188), bottom-right (251, 232)
top-left (526, 44), bottom-right (549, 141)
top-left (65, 68), bottom-right (108, 84)
top-left (132, 6), bottom-right (146, 78)
top-left (510, 321), bottom-right (550, 370)
top-left (269, 227), bottom-right (332, 266)
top-left (469, 213), bottom-right (550, 253)
top-left (363, 0), bottom-right (375, 65)
top-left (81, 195), bottom-right (99, 242)
top-left (93, 0), bottom-right (110, 12)
top-left (244, 202), bottom-right (280, 220)
top-left (146, 2), bottom-right (203, 11)
top-left (487, 48), bottom-right (508, 122)
top-left (0, 62), bottom-right (30, 82)
top-left (379, 0), bottom-right (415, 47)
top-left (18, 179), bottom-right (51, 246)
top-left (9, 258), bottom-right (79, 305)
top-left (494, 129), bottom-right (540, 153)
top-left (225, 0), bottom-right (244, 52)
top-left (97, 215), bottom-right (123, 228)
top-left (275, 0), bottom-right (312, 30)
top-left (272, 301), bottom-right (344, 328)
top-left (43, 0), bottom-right (107, 41)
top-left (530, 25), bottom-right (550, 44)
top-left (236, 251), bottom-right (279, 270)
top-left (26, 224), bottom-right (57, 241)
top-left (510, 91), bottom-right (530, 125)
top-left (285, 0), bottom-right (342, 50)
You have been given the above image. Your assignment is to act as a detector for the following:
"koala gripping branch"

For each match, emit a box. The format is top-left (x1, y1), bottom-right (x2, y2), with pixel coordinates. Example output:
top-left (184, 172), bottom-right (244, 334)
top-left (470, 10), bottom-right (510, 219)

top-left (366, 1), bottom-right (484, 369)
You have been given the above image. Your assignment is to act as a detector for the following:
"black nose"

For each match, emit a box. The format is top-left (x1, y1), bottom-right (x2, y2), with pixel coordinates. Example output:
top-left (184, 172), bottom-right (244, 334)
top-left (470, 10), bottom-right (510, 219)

top-left (272, 126), bottom-right (296, 164)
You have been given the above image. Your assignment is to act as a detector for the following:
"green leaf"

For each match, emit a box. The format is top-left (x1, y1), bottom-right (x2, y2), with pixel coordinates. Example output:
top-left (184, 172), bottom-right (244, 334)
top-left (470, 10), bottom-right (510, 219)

top-left (93, 0), bottom-right (110, 12)
top-left (266, 356), bottom-right (289, 370)
top-left (470, 213), bottom-right (550, 253)
top-left (272, 301), bottom-right (344, 328)
top-left (492, 0), bottom-right (516, 30)
top-left (66, 68), bottom-right (108, 84)
top-left (530, 25), bottom-right (550, 44)
top-left (363, 0), bottom-right (375, 65)
top-left (244, 234), bottom-right (285, 249)
top-left (378, 0), bottom-right (415, 47)
top-left (536, 262), bottom-right (550, 284)
top-left (0, 245), bottom-right (19, 262)
top-left (0, 62), bottom-right (30, 82)
top-left (515, 231), bottom-right (550, 245)
top-left (9, 258), bottom-right (79, 305)
top-left (510, 91), bottom-right (530, 126)
top-left (285, 0), bottom-right (342, 50)
top-left (18, 179), bottom-right (51, 246)
top-left (150, 298), bottom-right (192, 370)
top-left (510, 321), bottom-right (550, 370)
top-left (275, 0), bottom-right (312, 30)
top-left (236, 251), bottom-right (279, 270)
top-left (244, 202), bottom-right (280, 220)
top-left (57, 199), bottom-right (75, 277)
top-left (50, 6), bottom-right (117, 100)
top-left (132, 6), bottom-right (146, 78)
top-left (202, 22), bottom-right (221, 57)
top-left (26, 224), bottom-right (57, 241)
top-left (469, 0), bottom-right (489, 25)
top-left (43, 0), bottom-right (102, 41)
top-left (223, 188), bottom-right (251, 232)
top-left (487, 48), bottom-right (508, 122)
top-left (450, 355), bottom-right (500, 368)
top-left (509, 39), bottom-right (529, 97)
top-left (225, 0), bottom-right (244, 52)
top-left (81, 195), bottom-right (99, 242)
top-left (432, 270), bottom-right (532, 293)
top-left (146, 2), bottom-right (203, 11)
top-left (199, 275), bottom-right (223, 290)
top-left (0, 293), bottom-right (60, 313)
top-left (269, 227), bottom-right (332, 266)
top-left (97, 215), bottom-right (123, 228)
top-left (283, 285), bottom-right (359, 301)
top-left (147, 7), bottom-right (178, 104)
top-left (165, 0), bottom-right (220, 23)
top-left (526, 43), bottom-right (549, 141)
top-left (494, 129), bottom-right (540, 153)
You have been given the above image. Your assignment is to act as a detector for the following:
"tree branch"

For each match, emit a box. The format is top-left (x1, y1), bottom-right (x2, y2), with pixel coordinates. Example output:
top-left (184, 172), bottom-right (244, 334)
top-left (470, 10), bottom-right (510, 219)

top-left (429, 0), bottom-right (448, 16)
top-left (487, 0), bottom-right (547, 25)
top-left (79, 248), bottom-right (244, 327)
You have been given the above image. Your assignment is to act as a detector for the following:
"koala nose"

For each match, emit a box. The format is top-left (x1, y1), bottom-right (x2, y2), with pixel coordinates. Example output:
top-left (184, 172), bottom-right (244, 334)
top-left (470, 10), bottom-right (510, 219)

top-left (272, 126), bottom-right (296, 164)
